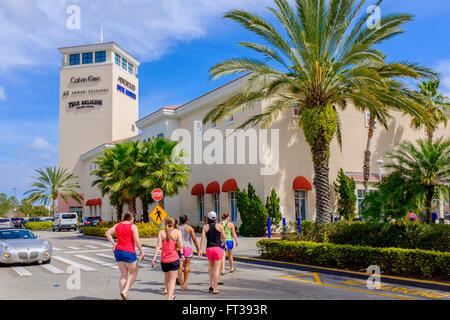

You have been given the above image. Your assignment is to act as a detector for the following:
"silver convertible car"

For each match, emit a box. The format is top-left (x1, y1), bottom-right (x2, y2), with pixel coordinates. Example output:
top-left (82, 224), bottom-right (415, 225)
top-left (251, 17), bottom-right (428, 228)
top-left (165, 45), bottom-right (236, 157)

top-left (0, 229), bottom-right (52, 265)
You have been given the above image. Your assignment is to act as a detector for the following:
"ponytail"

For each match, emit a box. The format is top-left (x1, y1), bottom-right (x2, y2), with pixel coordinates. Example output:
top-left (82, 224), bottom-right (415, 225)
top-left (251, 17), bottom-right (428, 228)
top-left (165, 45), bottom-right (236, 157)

top-left (165, 216), bottom-right (175, 241)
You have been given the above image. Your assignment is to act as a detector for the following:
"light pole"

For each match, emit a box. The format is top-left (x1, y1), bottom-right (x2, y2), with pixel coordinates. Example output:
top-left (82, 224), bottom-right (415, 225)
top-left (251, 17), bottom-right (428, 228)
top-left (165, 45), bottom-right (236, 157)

top-left (376, 160), bottom-right (384, 182)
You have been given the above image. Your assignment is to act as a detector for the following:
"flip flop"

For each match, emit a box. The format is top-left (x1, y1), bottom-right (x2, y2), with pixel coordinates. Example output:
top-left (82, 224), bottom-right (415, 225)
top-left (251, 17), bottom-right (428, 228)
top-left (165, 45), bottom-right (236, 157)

top-left (221, 272), bottom-right (226, 275)
top-left (209, 287), bottom-right (213, 292)
top-left (212, 290), bottom-right (221, 294)
top-left (217, 281), bottom-right (224, 285)
top-left (230, 268), bottom-right (235, 273)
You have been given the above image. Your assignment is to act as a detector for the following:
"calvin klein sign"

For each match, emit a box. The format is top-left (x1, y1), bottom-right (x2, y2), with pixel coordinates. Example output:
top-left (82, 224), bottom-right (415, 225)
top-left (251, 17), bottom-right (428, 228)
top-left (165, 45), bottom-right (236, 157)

top-left (71, 75), bottom-right (101, 84)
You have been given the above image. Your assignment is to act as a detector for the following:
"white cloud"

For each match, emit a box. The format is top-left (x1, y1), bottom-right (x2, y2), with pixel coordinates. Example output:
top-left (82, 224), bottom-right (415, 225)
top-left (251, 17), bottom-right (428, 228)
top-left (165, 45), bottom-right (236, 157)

top-left (436, 60), bottom-right (450, 98)
top-left (0, 0), bottom-right (273, 72)
top-left (0, 86), bottom-right (5, 100)
top-left (27, 137), bottom-right (58, 153)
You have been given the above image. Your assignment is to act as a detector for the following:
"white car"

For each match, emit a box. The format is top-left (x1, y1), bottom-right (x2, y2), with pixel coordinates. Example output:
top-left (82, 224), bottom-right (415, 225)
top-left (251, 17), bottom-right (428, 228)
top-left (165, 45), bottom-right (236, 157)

top-left (52, 213), bottom-right (78, 232)
top-left (0, 218), bottom-right (14, 230)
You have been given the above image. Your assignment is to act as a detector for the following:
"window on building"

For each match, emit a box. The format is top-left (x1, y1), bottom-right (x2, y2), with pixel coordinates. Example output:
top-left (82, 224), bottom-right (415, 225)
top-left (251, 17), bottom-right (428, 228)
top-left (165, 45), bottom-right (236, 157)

top-left (294, 190), bottom-right (307, 220)
top-left (115, 53), bottom-right (121, 66)
top-left (122, 57), bottom-right (128, 70)
top-left (230, 192), bottom-right (237, 222)
top-left (128, 63), bottom-right (133, 75)
top-left (199, 195), bottom-right (204, 222)
top-left (95, 51), bottom-right (106, 63)
top-left (357, 189), bottom-right (365, 212)
top-left (69, 206), bottom-right (82, 216)
top-left (69, 53), bottom-right (80, 65)
top-left (213, 194), bottom-right (220, 215)
top-left (82, 52), bottom-right (93, 64)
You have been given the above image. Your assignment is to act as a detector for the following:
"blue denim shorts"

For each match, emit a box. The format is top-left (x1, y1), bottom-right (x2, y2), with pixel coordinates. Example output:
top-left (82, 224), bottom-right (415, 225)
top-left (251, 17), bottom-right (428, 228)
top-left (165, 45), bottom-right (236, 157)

top-left (114, 249), bottom-right (137, 263)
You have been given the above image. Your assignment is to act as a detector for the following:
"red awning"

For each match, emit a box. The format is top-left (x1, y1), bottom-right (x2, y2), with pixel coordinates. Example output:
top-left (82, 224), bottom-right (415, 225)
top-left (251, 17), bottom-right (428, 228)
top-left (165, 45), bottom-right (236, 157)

top-left (206, 181), bottom-right (220, 194)
top-left (95, 198), bottom-right (102, 206)
top-left (222, 179), bottom-right (237, 192)
top-left (293, 176), bottom-right (312, 190)
top-left (86, 200), bottom-right (92, 206)
top-left (191, 183), bottom-right (205, 195)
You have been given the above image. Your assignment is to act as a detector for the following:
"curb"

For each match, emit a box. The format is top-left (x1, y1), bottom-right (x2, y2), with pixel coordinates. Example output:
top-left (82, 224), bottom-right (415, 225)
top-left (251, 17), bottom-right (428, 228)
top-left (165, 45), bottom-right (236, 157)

top-left (78, 234), bottom-right (450, 293)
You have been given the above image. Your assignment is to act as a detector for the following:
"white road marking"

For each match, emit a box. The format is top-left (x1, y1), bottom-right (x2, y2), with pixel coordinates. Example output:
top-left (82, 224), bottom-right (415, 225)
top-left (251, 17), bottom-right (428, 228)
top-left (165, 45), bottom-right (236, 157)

top-left (84, 245), bottom-right (98, 249)
top-left (64, 249), bottom-right (112, 254)
top-left (99, 243), bottom-right (112, 247)
top-left (11, 267), bottom-right (32, 277)
top-left (74, 255), bottom-right (118, 269)
top-left (96, 253), bottom-right (151, 267)
top-left (52, 255), bottom-right (96, 271)
top-left (52, 247), bottom-right (62, 251)
top-left (66, 246), bottom-right (81, 250)
top-left (41, 264), bottom-right (66, 274)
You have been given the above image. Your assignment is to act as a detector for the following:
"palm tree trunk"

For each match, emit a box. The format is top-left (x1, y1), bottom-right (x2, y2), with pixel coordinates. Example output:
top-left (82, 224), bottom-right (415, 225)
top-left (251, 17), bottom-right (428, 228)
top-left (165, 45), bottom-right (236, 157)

top-left (425, 188), bottom-right (434, 224)
top-left (312, 145), bottom-right (333, 224)
top-left (142, 199), bottom-right (149, 223)
top-left (116, 203), bottom-right (123, 221)
top-left (426, 127), bottom-right (433, 142)
top-left (128, 198), bottom-right (137, 218)
top-left (363, 116), bottom-right (376, 193)
top-left (159, 198), bottom-right (165, 210)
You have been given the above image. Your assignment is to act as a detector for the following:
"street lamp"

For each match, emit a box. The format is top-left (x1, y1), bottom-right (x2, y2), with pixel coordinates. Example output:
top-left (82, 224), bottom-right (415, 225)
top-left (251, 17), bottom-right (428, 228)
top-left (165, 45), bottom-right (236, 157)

top-left (376, 160), bottom-right (384, 182)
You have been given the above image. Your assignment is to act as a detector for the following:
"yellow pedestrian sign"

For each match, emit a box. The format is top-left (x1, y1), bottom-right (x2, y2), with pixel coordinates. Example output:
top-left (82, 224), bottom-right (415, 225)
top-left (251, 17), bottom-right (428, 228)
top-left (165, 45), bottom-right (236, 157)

top-left (149, 205), bottom-right (168, 225)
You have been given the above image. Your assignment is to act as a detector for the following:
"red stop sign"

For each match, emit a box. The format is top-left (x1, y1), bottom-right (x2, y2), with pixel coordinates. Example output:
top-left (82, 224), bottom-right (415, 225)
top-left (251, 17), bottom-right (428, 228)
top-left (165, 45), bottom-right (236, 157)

top-left (152, 188), bottom-right (164, 202)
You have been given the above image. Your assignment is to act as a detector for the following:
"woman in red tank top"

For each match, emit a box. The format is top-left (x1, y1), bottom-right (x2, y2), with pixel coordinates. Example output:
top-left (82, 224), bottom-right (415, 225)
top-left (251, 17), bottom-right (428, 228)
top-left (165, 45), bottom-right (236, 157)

top-left (152, 216), bottom-right (185, 300)
top-left (105, 212), bottom-right (144, 300)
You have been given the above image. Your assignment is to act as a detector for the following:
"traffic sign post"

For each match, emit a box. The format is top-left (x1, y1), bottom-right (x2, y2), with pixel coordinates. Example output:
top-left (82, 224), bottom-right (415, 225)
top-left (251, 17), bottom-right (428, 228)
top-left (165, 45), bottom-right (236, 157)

top-left (149, 205), bottom-right (168, 226)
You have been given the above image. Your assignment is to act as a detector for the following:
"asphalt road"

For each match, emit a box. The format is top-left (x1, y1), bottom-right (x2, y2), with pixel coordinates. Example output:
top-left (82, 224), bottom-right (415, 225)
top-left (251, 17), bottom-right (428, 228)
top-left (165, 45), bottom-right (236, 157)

top-left (0, 230), bottom-right (448, 301)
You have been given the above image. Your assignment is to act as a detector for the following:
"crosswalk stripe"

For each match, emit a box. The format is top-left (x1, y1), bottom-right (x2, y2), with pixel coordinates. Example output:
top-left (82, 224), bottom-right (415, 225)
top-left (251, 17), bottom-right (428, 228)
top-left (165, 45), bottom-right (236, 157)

top-left (52, 247), bottom-right (62, 251)
top-left (67, 246), bottom-right (81, 250)
top-left (99, 243), bottom-right (112, 247)
top-left (84, 245), bottom-right (98, 249)
top-left (41, 264), bottom-right (66, 274)
top-left (53, 255), bottom-right (96, 271)
top-left (74, 255), bottom-right (118, 269)
top-left (11, 267), bottom-right (32, 277)
top-left (64, 249), bottom-right (112, 254)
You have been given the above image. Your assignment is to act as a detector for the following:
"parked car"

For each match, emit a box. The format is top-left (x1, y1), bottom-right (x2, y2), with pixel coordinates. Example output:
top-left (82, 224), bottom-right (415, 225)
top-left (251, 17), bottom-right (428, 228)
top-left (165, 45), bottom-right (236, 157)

top-left (42, 217), bottom-right (54, 222)
top-left (82, 216), bottom-right (103, 227)
top-left (0, 229), bottom-right (52, 265)
top-left (28, 217), bottom-right (43, 223)
top-left (10, 218), bottom-right (25, 229)
top-left (0, 218), bottom-right (14, 230)
top-left (52, 213), bottom-right (78, 232)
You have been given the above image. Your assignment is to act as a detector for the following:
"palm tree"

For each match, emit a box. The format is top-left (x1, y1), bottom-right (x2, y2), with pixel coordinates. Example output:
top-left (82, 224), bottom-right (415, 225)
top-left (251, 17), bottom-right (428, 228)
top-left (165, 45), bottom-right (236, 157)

top-left (203, 0), bottom-right (435, 223)
top-left (92, 141), bottom-right (142, 218)
top-left (385, 138), bottom-right (450, 224)
top-left (0, 193), bottom-right (19, 217)
top-left (140, 137), bottom-right (190, 211)
top-left (411, 79), bottom-right (450, 141)
top-left (25, 166), bottom-right (82, 217)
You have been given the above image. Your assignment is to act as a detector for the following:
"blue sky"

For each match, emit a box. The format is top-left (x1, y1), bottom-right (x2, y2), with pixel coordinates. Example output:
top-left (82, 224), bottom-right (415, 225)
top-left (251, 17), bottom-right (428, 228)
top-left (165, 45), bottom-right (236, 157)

top-left (0, 0), bottom-right (449, 199)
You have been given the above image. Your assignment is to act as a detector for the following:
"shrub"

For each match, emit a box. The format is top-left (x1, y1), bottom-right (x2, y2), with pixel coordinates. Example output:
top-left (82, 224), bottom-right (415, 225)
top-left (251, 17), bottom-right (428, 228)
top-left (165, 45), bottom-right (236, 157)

top-left (82, 222), bottom-right (159, 238)
top-left (282, 220), bottom-right (450, 252)
top-left (265, 188), bottom-right (282, 231)
top-left (333, 168), bottom-right (357, 220)
top-left (256, 239), bottom-right (450, 280)
top-left (236, 183), bottom-right (267, 237)
top-left (25, 222), bottom-right (53, 230)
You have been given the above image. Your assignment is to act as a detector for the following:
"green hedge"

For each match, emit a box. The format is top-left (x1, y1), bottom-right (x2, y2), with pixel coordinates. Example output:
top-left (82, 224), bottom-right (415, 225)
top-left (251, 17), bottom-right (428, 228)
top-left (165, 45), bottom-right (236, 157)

top-left (257, 239), bottom-right (450, 280)
top-left (25, 222), bottom-right (53, 230)
top-left (82, 222), bottom-right (158, 238)
top-left (283, 221), bottom-right (450, 252)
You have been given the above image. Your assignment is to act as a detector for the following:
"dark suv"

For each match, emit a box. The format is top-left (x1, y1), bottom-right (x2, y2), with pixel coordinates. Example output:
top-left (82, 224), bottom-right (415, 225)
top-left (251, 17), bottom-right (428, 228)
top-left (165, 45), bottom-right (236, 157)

top-left (10, 217), bottom-right (25, 228)
top-left (82, 216), bottom-right (103, 227)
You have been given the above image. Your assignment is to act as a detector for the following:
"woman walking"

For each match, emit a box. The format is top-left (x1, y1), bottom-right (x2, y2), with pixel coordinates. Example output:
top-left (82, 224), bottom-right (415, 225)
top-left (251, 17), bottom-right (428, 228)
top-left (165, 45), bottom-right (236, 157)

top-left (152, 216), bottom-right (185, 300)
top-left (220, 212), bottom-right (239, 274)
top-left (198, 211), bottom-right (226, 294)
top-left (105, 212), bottom-right (144, 300)
top-left (178, 215), bottom-right (200, 289)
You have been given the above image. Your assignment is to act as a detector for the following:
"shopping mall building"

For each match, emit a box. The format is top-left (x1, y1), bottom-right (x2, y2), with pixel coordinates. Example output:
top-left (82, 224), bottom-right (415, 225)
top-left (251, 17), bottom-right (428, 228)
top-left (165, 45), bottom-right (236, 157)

top-left (58, 42), bottom-right (450, 226)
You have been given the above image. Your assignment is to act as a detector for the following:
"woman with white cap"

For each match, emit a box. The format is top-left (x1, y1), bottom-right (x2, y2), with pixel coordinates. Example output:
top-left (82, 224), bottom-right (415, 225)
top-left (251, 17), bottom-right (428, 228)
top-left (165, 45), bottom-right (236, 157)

top-left (198, 211), bottom-right (226, 294)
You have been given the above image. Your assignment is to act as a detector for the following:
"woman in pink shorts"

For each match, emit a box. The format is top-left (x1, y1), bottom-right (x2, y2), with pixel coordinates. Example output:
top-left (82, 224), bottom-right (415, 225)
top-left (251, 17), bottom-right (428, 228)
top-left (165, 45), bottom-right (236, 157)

top-left (198, 211), bottom-right (226, 294)
top-left (178, 215), bottom-right (199, 289)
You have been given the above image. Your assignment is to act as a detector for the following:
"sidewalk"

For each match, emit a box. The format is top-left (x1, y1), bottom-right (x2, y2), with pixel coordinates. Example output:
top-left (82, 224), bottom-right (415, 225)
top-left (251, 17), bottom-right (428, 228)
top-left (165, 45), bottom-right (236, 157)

top-left (140, 233), bottom-right (273, 258)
